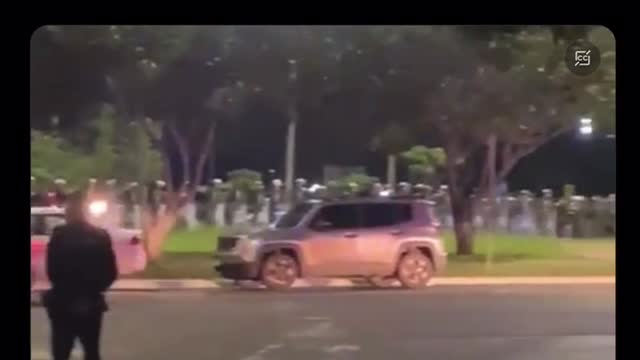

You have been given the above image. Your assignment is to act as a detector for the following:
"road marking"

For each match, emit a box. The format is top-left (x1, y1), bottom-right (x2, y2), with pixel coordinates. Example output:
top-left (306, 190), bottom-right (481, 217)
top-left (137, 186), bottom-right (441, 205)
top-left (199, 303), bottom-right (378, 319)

top-left (324, 344), bottom-right (361, 353)
top-left (287, 321), bottom-right (334, 339)
top-left (239, 343), bottom-right (284, 360)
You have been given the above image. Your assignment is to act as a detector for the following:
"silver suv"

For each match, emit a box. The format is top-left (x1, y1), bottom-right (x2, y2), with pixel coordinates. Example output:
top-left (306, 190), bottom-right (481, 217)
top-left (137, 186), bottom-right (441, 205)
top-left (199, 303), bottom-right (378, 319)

top-left (214, 198), bottom-right (447, 290)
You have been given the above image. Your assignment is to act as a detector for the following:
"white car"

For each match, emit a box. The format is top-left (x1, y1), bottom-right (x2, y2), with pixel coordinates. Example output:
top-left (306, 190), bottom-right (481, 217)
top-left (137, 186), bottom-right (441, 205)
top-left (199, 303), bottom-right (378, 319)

top-left (30, 206), bottom-right (147, 288)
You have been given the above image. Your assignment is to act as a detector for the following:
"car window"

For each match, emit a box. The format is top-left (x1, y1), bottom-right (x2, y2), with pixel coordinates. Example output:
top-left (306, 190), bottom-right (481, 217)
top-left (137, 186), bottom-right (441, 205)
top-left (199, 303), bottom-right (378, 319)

top-left (31, 214), bottom-right (65, 236)
top-left (312, 204), bottom-right (360, 230)
top-left (393, 203), bottom-right (413, 224)
top-left (275, 203), bottom-right (314, 229)
top-left (362, 203), bottom-right (413, 227)
top-left (30, 215), bottom-right (41, 235)
top-left (45, 215), bottom-right (66, 232)
top-left (363, 203), bottom-right (395, 228)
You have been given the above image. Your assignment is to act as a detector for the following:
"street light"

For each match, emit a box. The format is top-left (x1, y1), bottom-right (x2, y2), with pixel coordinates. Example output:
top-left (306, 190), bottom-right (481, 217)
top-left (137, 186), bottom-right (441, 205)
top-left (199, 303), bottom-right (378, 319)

top-left (578, 117), bottom-right (594, 136)
top-left (579, 124), bottom-right (594, 135)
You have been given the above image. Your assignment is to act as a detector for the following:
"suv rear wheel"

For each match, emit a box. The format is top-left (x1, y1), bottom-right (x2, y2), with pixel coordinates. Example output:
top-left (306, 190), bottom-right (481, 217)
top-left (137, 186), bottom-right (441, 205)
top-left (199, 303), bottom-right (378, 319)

top-left (260, 253), bottom-right (299, 290)
top-left (397, 251), bottom-right (433, 289)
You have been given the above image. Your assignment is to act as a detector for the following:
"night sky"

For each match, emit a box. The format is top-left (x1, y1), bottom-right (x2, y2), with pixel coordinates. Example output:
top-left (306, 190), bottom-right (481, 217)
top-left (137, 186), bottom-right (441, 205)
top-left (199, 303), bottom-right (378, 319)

top-left (30, 28), bottom-right (616, 196)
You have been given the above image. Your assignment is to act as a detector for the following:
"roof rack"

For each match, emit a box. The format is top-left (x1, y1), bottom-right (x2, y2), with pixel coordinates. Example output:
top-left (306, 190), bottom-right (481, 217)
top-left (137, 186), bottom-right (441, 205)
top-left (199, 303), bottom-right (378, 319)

top-left (302, 195), bottom-right (436, 206)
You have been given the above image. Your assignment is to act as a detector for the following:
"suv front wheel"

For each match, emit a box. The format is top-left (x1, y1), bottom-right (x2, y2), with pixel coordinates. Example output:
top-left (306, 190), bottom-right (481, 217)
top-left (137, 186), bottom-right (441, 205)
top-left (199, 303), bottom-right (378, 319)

top-left (397, 251), bottom-right (434, 289)
top-left (260, 253), bottom-right (299, 290)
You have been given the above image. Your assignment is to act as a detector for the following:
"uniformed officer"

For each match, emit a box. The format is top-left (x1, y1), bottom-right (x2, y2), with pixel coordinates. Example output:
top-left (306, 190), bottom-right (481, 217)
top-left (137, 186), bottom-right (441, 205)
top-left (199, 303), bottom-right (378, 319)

top-left (43, 192), bottom-right (117, 360)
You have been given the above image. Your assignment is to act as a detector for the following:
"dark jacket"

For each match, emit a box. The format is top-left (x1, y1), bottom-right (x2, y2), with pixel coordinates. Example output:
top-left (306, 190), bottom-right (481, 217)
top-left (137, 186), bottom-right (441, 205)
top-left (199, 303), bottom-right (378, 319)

top-left (45, 221), bottom-right (118, 312)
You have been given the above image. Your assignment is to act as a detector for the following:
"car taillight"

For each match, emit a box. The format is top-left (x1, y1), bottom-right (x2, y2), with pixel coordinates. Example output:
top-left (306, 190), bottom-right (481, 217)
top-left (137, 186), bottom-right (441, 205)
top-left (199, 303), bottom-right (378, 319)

top-left (130, 236), bottom-right (141, 245)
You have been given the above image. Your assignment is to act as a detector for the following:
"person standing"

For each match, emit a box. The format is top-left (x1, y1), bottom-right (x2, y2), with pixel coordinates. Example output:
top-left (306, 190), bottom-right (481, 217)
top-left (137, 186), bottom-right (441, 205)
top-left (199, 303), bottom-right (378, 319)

top-left (43, 192), bottom-right (118, 360)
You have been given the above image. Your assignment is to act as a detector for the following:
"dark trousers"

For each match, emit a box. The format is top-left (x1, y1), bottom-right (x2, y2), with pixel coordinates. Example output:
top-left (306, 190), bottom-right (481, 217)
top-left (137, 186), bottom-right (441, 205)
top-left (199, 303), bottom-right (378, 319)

top-left (46, 306), bottom-right (104, 360)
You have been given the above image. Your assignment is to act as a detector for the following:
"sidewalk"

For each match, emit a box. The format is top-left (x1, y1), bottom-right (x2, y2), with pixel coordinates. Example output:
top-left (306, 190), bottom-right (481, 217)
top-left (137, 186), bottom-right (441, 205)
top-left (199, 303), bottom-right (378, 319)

top-left (32, 276), bottom-right (615, 292)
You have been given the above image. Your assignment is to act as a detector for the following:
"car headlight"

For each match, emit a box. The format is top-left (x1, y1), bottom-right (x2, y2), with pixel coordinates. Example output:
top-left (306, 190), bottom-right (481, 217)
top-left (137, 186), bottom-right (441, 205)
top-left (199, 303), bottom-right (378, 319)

top-left (88, 200), bottom-right (108, 217)
top-left (237, 238), bottom-right (262, 262)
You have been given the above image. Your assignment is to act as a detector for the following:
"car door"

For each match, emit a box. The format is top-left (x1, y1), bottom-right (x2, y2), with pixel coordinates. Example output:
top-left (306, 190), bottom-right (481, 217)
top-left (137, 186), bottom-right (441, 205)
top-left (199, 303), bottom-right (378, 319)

top-left (30, 214), bottom-right (66, 282)
top-left (31, 215), bottom-right (48, 280)
top-left (303, 203), bottom-right (362, 277)
top-left (356, 203), bottom-right (400, 275)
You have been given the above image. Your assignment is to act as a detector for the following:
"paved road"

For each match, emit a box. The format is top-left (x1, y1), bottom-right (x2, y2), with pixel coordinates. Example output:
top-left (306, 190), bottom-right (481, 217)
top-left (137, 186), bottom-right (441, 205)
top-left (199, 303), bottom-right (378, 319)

top-left (31, 284), bottom-right (615, 360)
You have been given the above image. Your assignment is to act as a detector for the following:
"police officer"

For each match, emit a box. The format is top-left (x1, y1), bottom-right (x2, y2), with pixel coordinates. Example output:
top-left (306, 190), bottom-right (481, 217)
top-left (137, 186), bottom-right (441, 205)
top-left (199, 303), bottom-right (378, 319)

top-left (43, 192), bottom-right (117, 360)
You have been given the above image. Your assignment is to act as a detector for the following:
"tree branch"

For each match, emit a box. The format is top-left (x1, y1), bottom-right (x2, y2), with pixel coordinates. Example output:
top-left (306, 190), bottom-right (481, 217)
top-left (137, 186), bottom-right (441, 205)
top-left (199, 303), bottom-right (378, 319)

top-left (497, 125), bottom-right (574, 181)
top-left (141, 118), bottom-right (161, 144)
top-left (477, 148), bottom-right (490, 197)
top-left (161, 129), bottom-right (175, 193)
top-left (190, 122), bottom-right (216, 201)
top-left (444, 142), bottom-right (461, 200)
top-left (104, 75), bottom-right (132, 124)
top-left (166, 122), bottom-right (190, 189)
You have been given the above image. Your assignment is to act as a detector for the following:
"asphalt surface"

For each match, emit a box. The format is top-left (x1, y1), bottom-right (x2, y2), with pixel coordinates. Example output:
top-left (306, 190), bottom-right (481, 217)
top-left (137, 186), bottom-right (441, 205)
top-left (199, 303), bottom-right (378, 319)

top-left (31, 284), bottom-right (615, 360)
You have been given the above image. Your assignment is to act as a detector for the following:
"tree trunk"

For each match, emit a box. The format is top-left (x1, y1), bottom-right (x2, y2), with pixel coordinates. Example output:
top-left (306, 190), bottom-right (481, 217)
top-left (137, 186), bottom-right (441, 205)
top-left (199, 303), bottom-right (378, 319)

top-left (209, 135), bottom-right (216, 181)
top-left (284, 103), bottom-right (297, 205)
top-left (143, 118), bottom-right (244, 262)
top-left (444, 145), bottom-right (475, 255)
top-left (452, 193), bottom-right (474, 255)
top-left (386, 154), bottom-right (397, 190)
top-left (486, 134), bottom-right (497, 231)
top-left (167, 123), bottom-right (190, 187)
top-left (190, 123), bottom-right (216, 202)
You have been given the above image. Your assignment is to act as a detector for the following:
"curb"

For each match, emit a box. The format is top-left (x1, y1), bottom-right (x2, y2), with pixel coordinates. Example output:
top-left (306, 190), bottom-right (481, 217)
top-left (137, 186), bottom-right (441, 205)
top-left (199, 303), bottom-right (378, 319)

top-left (431, 276), bottom-right (615, 286)
top-left (32, 276), bottom-right (615, 292)
top-left (32, 279), bottom-right (219, 292)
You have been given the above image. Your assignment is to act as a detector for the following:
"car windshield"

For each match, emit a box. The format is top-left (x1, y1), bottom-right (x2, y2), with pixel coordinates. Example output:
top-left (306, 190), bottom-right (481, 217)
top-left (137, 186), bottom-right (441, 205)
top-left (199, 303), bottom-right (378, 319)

top-left (274, 203), bottom-right (314, 229)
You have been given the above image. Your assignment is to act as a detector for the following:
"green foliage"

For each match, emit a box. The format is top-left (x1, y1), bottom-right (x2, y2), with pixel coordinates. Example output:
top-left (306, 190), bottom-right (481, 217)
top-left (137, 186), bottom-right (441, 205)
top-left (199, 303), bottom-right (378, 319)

top-left (90, 105), bottom-right (118, 179)
top-left (48, 25), bottom-right (201, 75)
top-left (31, 130), bottom-right (92, 188)
top-left (401, 146), bottom-right (446, 167)
top-left (407, 165), bottom-right (429, 185)
top-left (86, 104), bottom-right (162, 183)
top-left (112, 121), bottom-right (163, 183)
top-left (401, 146), bottom-right (446, 185)
top-left (31, 104), bottom-right (163, 186)
top-left (468, 25), bottom-right (615, 141)
top-left (334, 173), bottom-right (379, 196)
top-left (227, 169), bottom-right (262, 194)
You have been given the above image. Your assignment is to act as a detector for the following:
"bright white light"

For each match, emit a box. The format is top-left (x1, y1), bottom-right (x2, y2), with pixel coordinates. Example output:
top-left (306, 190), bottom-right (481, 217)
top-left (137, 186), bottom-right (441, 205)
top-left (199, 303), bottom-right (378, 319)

top-left (579, 125), bottom-right (594, 135)
top-left (88, 201), bottom-right (108, 217)
top-left (580, 117), bottom-right (592, 125)
top-left (379, 190), bottom-right (391, 197)
top-left (308, 183), bottom-right (323, 193)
